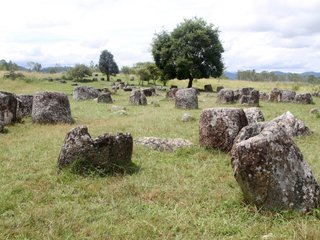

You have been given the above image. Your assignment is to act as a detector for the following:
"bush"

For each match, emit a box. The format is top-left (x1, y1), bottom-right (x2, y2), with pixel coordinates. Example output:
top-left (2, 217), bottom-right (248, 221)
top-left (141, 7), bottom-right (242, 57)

top-left (292, 84), bottom-right (300, 91)
top-left (3, 71), bottom-right (25, 80)
top-left (67, 64), bottom-right (92, 81)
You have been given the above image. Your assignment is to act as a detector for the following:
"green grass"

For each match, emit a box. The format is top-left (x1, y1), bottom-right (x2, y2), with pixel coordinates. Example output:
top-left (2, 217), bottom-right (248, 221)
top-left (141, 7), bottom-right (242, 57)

top-left (1, 74), bottom-right (320, 239)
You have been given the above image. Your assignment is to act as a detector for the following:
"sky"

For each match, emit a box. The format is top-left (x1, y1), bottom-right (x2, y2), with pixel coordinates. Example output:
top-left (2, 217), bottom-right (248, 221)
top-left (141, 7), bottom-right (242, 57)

top-left (1, 0), bottom-right (320, 73)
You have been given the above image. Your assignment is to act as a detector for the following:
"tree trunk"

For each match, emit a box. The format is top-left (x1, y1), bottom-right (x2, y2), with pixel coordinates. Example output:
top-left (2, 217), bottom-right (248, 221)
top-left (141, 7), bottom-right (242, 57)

top-left (107, 74), bottom-right (110, 81)
top-left (187, 77), bottom-right (193, 88)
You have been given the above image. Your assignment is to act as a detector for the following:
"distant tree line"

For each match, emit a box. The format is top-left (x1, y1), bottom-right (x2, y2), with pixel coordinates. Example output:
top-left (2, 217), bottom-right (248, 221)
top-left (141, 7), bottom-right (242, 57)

top-left (0, 59), bottom-right (20, 71)
top-left (237, 70), bottom-right (320, 84)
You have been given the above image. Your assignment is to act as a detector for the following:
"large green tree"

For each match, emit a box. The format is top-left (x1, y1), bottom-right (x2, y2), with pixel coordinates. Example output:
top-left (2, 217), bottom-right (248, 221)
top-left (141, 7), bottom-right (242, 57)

top-left (151, 17), bottom-right (224, 88)
top-left (99, 50), bottom-right (119, 81)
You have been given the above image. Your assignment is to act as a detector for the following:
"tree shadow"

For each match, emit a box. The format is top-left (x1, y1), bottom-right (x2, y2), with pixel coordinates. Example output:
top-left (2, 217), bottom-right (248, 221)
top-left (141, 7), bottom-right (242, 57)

top-left (58, 161), bottom-right (141, 177)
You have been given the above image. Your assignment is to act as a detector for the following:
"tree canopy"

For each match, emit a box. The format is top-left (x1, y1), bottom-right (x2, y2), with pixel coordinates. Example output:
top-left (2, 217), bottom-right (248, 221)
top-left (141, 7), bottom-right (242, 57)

top-left (132, 62), bottom-right (161, 85)
top-left (67, 64), bottom-right (92, 81)
top-left (27, 61), bottom-right (42, 72)
top-left (99, 50), bottom-right (119, 81)
top-left (151, 17), bottom-right (224, 88)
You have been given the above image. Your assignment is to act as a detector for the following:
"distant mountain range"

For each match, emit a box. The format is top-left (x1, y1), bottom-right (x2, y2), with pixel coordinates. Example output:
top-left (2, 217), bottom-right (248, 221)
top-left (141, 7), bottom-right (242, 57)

top-left (224, 71), bottom-right (320, 80)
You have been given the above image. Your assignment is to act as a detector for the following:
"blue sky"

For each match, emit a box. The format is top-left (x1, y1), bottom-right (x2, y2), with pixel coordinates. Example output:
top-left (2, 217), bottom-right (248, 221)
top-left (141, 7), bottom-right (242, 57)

top-left (1, 0), bottom-right (320, 72)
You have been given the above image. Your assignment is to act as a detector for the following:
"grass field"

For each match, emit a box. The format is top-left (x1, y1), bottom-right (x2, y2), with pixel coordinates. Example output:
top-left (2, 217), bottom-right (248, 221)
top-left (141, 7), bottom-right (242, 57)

top-left (1, 73), bottom-right (320, 239)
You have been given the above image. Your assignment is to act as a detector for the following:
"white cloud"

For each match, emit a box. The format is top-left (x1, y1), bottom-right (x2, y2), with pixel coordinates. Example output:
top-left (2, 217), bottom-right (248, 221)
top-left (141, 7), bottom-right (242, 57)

top-left (0, 0), bottom-right (319, 72)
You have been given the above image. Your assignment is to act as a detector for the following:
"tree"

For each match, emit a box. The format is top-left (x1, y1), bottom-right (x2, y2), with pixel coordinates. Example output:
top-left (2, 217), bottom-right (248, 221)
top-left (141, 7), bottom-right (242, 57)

top-left (151, 17), bottom-right (224, 88)
top-left (27, 61), bottom-right (42, 72)
top-left (99, 50), bottom-right (119, 81)
top-left (67, 64), bottom-right (92, 81)
top-left (121, 66), bottom-right (131, 75)
top-left (132, 62), bottom-right (161, 85)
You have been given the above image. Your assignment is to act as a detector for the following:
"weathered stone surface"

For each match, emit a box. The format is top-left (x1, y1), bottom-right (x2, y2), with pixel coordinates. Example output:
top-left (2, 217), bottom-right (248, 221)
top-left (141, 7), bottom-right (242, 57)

top-left (294, 93), bottom-right (313, 104)
top-left (269, 88), bottom-right (282, 102)
top-left (0, 91), bottom-right (19, 125)
top-left (73, 86), bottom-right (100, 101)
top-left (217, 86), bottom-right (224, 92)
top-left (259, 92), bottom-right (269, 101)
top-left (123, 87), bottom-right (133, 92)
top-left (142, 88), bottom-right (156, 97)
top-left (217, 89), bottom-right (234, 104)
top-left (111, 105), bottom-right (126, 111)
top-left (0, 120), bottom-right (4, 133)
top-left (199, 108), bottom-right (248, 151)
top-left (310, 108), bottom-right (319, 114)
top-left (129, 90), bottom-right (147, 105)
top-left (237, 88), bottom-right (259, 106)
top-left (282, 90), bottom-right (296, 102)
top-left (58, 126), bottom-right (133, 172)
top-left (239, 90), bottom-right (260, 106)
top-left (204, 84), bottom-right (213, 92)
top-left (233, 89), bottom-right (240, 101)
top-left (32, 92), bottom-right (74, 124)
top-left (231, 121), bottom-right (320, 211)
top-left (181, 113), bottom-right (195, 122)
top-left (166, 88), bottom-right (178, 100)
top-left (243, 107), bottom-right (265, 125)
top-left (175, 88), bottom-right (198, 109)
top-left (136, 137), bottom-right (193, 152)
top-left (239, 87), bottom-right (254, 96)
top-left (16, 94), bottom-right (33, 119)
top-left (97, 93), bottom-right (113, 104)
top-left (271, 111), bottom-right (311, 137)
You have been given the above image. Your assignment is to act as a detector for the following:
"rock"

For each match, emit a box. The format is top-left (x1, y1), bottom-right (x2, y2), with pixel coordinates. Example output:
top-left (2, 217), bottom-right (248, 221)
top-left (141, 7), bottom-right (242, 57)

top-left (58, 126), bottom-right (133, 173)
top-left (123, 87), bottom-right (133, 92)
top-left (231, 121), bottom-right (320, 211)
top-left (239, 93), bottom-right (258, 106)
top-left (181, 113), bottom-right (195, 122)
top-left (310, 108), bottom-right (319, 114)
top-left (73, 86), bottom-right (100, 101)
top-left (115, 110), bottom-right (128, 115)
top-left (16, 94), bottom-right (33, 119)
top-left (32, 91), bottom-right (74, 124)
top-left (118, 82), bottom-right (125, 89)
top-left (111, 105), bottom-right (126, 111)
top-left (199, 108), bottom-right (248, 151)
top-left (129, 90), bottom-right (147, 105)
top-left (259, 92), bottom-right (269, 101)
top-left (0, 91), bottom-right (19, 125)
top-left (97, 93), bottom-right (113, 104)
top-left (136, 137), bottom-right (193, 152)
top-left (217, 89), bottom-right (234, 104)
top-left (294, 93), bottom-right (313, 104)
top-left (170, 85), bottom-right (178, 89)
top-left (269, 88), bottom-right (282, 102)
top-left (166, 88), bottom-right (178, 100)
top-left (233, 89), bottom-right (240, 101)
top-left (282, 90), bottom-right (296, 102)
top-left (0, 120), bottom-right (4, 133)
top-left (239, 87), bottom-right (254, 96)
top-left (238, 88), bottom-right (259, 106)
top-left (217, 86), bottom-right (224, 92)
top-left (142, 88), bottom-right (156, 97)
top-left (243, 107), bottom-right (265, 125)
top-left (175, 88), bottom-right (198, 109)
top-left (98, 88), bottom-right (110, 93)
top-left (204, 84), bottom-right (213, 92)
top-left (271, 111), bottom-right (311, 137)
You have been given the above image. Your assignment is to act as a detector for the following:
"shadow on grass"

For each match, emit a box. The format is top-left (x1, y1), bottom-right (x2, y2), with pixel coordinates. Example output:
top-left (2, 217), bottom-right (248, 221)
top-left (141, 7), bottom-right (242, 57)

top-left (58, 161), bottom-right (141, 177)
